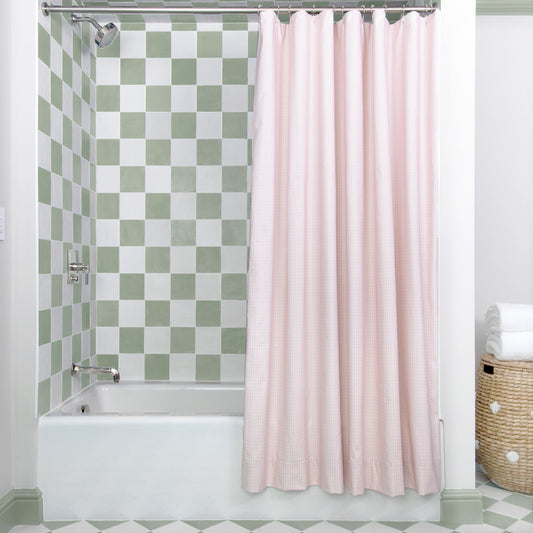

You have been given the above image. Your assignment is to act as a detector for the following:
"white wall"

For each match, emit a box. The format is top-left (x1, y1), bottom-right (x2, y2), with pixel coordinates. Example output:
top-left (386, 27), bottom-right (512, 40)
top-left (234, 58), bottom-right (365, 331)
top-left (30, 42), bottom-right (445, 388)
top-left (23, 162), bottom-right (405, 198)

top-left (475, 16), bottom-right (533, 367)
top-left (0, 0), bottom-right (13, 500)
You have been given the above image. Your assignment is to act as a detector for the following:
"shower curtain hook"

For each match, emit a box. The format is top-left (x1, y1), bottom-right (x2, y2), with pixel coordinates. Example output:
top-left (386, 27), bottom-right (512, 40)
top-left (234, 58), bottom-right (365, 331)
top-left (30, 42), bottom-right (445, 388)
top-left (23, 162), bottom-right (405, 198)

top-left (257, 3), bottom-right (262, 14)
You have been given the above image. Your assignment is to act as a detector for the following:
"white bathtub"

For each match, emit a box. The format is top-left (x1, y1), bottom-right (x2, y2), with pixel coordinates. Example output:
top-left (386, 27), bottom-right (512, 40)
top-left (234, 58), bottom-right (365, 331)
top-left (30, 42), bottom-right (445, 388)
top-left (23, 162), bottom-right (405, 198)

top-left (38, 382), bottom-right (440, 520)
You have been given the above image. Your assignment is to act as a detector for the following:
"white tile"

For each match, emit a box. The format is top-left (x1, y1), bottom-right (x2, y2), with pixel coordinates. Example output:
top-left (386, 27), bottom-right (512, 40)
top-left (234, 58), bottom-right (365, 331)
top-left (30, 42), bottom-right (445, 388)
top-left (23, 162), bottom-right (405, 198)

top-left (38, 343), bottom-right (52, 381)
top-left (171, 86), bottom-right (197, 113)
top-left (50, 172), bottom-right (63, 209)
top-left (38, 132), bottom-right (51, 171)
top-left (120, 85), bottom-right (146, 112)
top-left (145, 327), bottom-right (170, 353)
top-left (119, 300), bottom-right (145, 327)
top-left (255, 523), bottom-right (301, 533)
top-left (221, 246), bottom-right (248, 273)
top-left (197, 112), bottom-right (222, 139)
top-left (206, 522), bottom-right (249, 533)
top-left (197, 21), bottom-right (223, 32)
top-left (405, 522), bottom-right (454, 533)
top-left (63, 84), bottom-right (73, 120)
top-left (171, 192), bottom-right (197, 219)
top-left (96, 220), bottom-right (120, 246)
top-left (196, 273), bottom-right (221, 300)
top-left (455, 524), bottom-right (504, 533)
top-left (72, 183), bottom-right (82, 215)
top-left (62, 336), bottom-right (73, 369)
top-left (146, 58), bottom-right (172, 85)
top-left (119, 246), bottom-right (146, 273)
top-left (478, 483), bottom-right (514, 500)
top-left (39, 274), bottom-right (51, 311)
top-left (222, 192), bottom-right (247, 219)
top-left (120, 138), bottom-right (146, 166)
top-left (118, 353), bottom-right (145, 381)
top-left (196, 220), bottom-right (222, 246)
top-left (195, 327), bottom-right (221, 354)
top-left (197, 58), bottom-right (222, 86)
top-left (97, 326), bottom-right (119, 354)
top-left (145, 166), bottom-right (171, 193)
top-left (488, 501), bottom-right (531, 519)
top-left (171, 32), bottom-right (197, 58)
top-left (50, 105), bottom-right (63, 144)
top-left (196, 166), bottom-right (222, 193)
top-left (222, 31), bottom-right (249, 58)
top-left (222, 85), bottom-right (248, 112)
top-left (120, 192), bottom-right (146, 220)
top-left (97, 58), bottom-right (121, 85)
top-left (157, 520), bottom-right (199, 533)
top-left (51, 240), bottom-right (65, 275)
top-left (50, 371), bottom-right (63, 411)
top-left (53, 522), bottom-right (100, 533)
top-left (145, 273), bottom-right (171, 300)
top-left (51, 306), bottom-right (62, 343)
top-left (145, 220), bottom-right (171, 247)
top-left (146, 112), bottom-right (172, 140)
top-left (508, 519), bottom-right (533, 533)
top-left (72, 302), bottom-right (82, 335)
top-left (248, 57), bottom-right (257, 85)
top-left (120, 31), bottom-right (147, 57)
top-left (171, 139), bottom-right (197, 166)
top-left (222, 139), bottom-right (248, 166)
top-left (171, 300), bottom-right (196, 327)
top-left (96, 273), bottom-right (120, 300)
top-left (97, 112), bottom-right (120, 139)
top-left (305, 523), bottom-right (355, 533)
top-left (221, 300), bottom-right (247, 327)
top-left (220, 354), bottom-right (245, 382)
top-left (9, 525), bottom-right (49, 533)
top-left (97, 167), bottom-right (121, 193)
top-left (171, 246), bottom-right (196, 273)
top-left (50, 38), bottom-right (63, 77)
top-left (356, 524), bottom-right (407, 533)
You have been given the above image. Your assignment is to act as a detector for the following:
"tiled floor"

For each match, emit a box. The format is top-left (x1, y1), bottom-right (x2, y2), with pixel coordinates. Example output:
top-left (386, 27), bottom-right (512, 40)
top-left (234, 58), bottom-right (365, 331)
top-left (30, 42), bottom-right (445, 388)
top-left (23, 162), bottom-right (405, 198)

top-left (10, 472), bottom-right (533, 533)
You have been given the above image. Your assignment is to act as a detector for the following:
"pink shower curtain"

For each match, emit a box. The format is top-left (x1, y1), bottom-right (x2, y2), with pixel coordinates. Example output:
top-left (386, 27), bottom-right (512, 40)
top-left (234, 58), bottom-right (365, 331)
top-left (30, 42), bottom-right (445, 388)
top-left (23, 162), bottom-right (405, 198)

top-left (242, 9), bottom-right (440, 497)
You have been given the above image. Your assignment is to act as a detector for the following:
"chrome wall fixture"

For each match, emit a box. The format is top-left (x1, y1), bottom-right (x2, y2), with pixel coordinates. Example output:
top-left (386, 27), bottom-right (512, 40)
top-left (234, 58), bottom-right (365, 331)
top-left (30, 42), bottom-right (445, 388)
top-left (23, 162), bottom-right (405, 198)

top-left (70, 14), bottom-right (118, 48)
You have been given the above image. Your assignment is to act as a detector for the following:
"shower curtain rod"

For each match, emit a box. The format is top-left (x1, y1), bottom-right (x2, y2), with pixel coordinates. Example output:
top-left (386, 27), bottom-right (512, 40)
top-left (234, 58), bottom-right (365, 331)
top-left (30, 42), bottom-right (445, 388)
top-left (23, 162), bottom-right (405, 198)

top-left (41, 2), bottom-right (437, 16)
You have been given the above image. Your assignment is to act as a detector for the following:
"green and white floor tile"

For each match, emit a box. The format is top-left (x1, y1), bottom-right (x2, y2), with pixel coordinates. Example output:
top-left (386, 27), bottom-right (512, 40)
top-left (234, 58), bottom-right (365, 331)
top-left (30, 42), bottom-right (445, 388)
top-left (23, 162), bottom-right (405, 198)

top-left (10, 472), bottom-right (533, 533)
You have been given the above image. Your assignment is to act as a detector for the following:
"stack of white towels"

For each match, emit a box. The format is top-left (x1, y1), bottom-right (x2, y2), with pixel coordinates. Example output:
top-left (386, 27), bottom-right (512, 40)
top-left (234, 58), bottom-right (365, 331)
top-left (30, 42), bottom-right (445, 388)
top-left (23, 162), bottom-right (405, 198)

top-left (486, 303), bottom-right (533, 361)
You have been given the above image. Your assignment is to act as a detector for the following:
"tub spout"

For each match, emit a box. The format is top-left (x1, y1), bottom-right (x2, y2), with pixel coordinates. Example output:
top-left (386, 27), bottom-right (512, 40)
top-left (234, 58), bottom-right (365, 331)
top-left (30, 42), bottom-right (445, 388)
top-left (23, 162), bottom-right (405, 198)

top-left (72, 363), bottom-right (120, 382)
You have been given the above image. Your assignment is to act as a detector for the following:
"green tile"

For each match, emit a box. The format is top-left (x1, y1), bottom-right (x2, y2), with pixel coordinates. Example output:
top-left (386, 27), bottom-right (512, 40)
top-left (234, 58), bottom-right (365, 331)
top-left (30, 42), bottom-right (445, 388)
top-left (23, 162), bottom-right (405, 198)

top-left (97, 301), bottom-right (119, 327)
top-left (524, 512), bottom-right (533, 523)
top-left (221, 328), bottom-right (246, 354)
top-left (73, 93), bottom-right (82, 125)
top-left (39, 309), bottom-right (51, 346)
top-left (248, 85), bottom-right (254, 112)
top-left (170, 327), bottom-right (195, 353)
top-left (171, 220), bottom-right (196, 246)
top-left (482, 495), bottom-right (498, 509)
top-left (222, 166), bottom-right (247, 192)
top-left (171, 167), bottom-right (196, 192)
top-left (82, 301), bottom-right (90, 331)
top-left (97, 139), bottom-right (120, 166)
top-left (198, 32), bottom-right (222, 57)
top-left (171, 274), bottom-right (196, 299)
top-left (73, 282), bottom-right (81, 305)
top-left (197, 86), bottom-right (222, 112)
top-left (145, 354), bottom-right (170, 380)
top-left (38, 167), bottom-right (51, 205)
top-left (196, 354), bottom-right (220, 381)
top-left (184, 522), bottom-right (223, 531)
top-left (50, 13), bottom-right (62, 44)
top-left (96, 354), bottom-right (119, 381)
top-left (223, 58), bottom-right (248, 85)
top-left (121, 58), bottom-right (146, 85)
top-left (327, 522), bottom-right (370, 531)
top-left (146, 86), bottom-right (171, 112)
top-left (146, 32), bottom-right (171, 57)
top-left (120, 274), bottom-right (145, 300)
top-left (97, 85), bottom-right (120, 112)
top-left (196, 301), bottom-right (221, 327)
top-left (281, 522), bottom-right (320, 531)
top-left (51, 275), bottom-right (63, 307)
top-left (121, 112), bottom-right (146, 139)
top-left (51, 207), bottom-right (62, 241)
top-left (86, 521), bottom-right (127, 531)
top-left (38, 96), bottom-right (50, 135)
top-left (121, 220), bottom-right (145, 246)
top-left (223, 112), bottom-right (247, 138)
top-left (62, 369), bottom-right (72, 401)
top-left (120, 327), bottom-right (144, 353)
top-left (38, 24), bottom-right (50, 67)
top-left (232, 521), bottom-right (271, 531)
top-left (38, 379), bottom-right (51, 417)
top-left (171, 112), bottom-right (196, 138)
top-left (196, 247), bottom-right (221, 273)
top-left (82, 188), bottom-right (91, 217)
top-left (120, 166), bottom-right (145, 192)
top-left (172, 59), bottom-right (197, 85)
top-left (146, 247), bottom-right (170, 273)
top-left (73, 213), bottom-right (82, 243)
top-left (72, 334), bottom-right (82, 363)
top-left (62, 305), bottom-right (72, 337)
top-left (483, 511), bottom-right (517, 530)
top-left (63, 179), bottom-right (72, 211)
top-left (197, 139), bottom-right (222, 165)
top-left (62, 50), bottom-right (73, 88)
top-left (82, 72), bottom-right (91, 104)
top-left (51, 341), bottom-right (62, 375)
top-left (39, 239), bottom-right (51, 274)
top-left (248, 31), bottom-right (259, 57)
top-left (379, 522), bottom-right (416, 531)
top-left (97, 247), bottom-right (119, 273)
top-left (222, 220), bottom-right (247, 245)
top-left (502, 493), bottom-right (533, 510)
top-left (146, 301), bottom-right (170, 327)
top-left (97, 193), bottom-right (120, 219)
top-left (146, 193), bottom-right (170, 219)
top-left (73, 154), bottom-right (82, 184)
top-left (135, 521), bottom-right (174, 531)
top-left (51, 140), bottom-right (62, 175)
top-left (82, 130), bottom-right (91, 161)
top-left (72, 33), bottom-right (82, 67)
top-left (97, 32), bottom-right (120, 57)
top-left (222, 274), bottom-right (247, 300)
top-left (197, 193), bottom-right (221, 219)
top-left (146, 139), bottom-right (171, 166)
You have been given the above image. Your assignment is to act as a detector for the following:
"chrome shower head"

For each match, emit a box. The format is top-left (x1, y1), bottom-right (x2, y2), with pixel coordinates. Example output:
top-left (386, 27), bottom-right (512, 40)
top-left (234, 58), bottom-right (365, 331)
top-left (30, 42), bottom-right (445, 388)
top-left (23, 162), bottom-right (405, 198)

top-left (71, 14), bottom-right (118, 49)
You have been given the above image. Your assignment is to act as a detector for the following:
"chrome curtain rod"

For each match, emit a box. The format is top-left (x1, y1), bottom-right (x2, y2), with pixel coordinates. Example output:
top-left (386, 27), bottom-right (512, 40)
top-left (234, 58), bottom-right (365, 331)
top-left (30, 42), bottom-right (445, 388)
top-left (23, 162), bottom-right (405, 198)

top-left (41, 2), bottom-right (437, 16)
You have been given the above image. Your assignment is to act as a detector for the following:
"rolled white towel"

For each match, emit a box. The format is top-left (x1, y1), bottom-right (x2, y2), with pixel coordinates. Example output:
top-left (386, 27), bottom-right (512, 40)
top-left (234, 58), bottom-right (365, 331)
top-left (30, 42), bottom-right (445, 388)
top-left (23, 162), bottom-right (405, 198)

top-left (486, 331), bottom-right (533, 361)
top-left (485, 302), bottom-right (533, 333)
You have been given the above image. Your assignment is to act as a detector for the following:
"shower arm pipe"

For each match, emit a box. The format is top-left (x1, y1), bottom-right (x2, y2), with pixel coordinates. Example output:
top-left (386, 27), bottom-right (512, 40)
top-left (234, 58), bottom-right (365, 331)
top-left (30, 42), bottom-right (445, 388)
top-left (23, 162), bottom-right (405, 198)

top-left (41, 2), bottom-right (437, 16)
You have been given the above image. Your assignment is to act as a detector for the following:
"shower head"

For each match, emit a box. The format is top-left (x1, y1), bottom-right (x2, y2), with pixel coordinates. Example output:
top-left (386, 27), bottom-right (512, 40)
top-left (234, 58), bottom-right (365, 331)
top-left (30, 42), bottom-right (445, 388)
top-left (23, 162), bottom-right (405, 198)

top-left (71, 14), bottom-right (118, 49)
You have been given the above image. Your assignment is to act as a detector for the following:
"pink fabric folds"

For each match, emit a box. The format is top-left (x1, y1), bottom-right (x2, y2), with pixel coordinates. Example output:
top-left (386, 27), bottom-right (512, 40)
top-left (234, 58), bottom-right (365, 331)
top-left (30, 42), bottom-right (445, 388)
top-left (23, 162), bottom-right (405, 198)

top-left (242, 9), bottom-right (441, 497)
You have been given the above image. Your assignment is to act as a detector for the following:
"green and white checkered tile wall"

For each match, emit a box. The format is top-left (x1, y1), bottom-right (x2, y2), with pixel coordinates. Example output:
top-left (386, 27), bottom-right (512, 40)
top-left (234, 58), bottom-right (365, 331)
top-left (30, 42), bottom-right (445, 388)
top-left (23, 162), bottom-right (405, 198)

top-left (38, 7), bottom-right (257, 414)
top-left (38, 8), bottom-right (97, 416)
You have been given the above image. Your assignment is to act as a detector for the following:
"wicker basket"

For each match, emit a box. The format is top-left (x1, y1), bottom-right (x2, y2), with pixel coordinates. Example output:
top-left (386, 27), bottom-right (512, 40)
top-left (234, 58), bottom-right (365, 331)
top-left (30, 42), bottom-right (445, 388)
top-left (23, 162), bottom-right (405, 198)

top-left (476, 353), bottom-right (533, 494)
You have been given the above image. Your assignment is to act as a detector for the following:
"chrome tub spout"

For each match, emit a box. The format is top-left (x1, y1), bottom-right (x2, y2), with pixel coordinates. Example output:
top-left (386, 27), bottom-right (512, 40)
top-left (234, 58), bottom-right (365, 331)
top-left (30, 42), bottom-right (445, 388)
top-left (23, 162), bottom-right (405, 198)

top-left (72, 363), bottom-right (120, 382)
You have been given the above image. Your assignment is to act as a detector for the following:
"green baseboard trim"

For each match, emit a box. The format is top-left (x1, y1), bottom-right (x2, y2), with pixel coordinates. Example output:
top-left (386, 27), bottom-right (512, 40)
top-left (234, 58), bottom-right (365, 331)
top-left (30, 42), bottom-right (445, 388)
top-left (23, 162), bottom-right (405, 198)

top-left (0, 489), bottom-right (43, 533)
top-left (478, 0), bottom-right (533, 15)
top-left (440, 488), bottom-right (483, 526)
